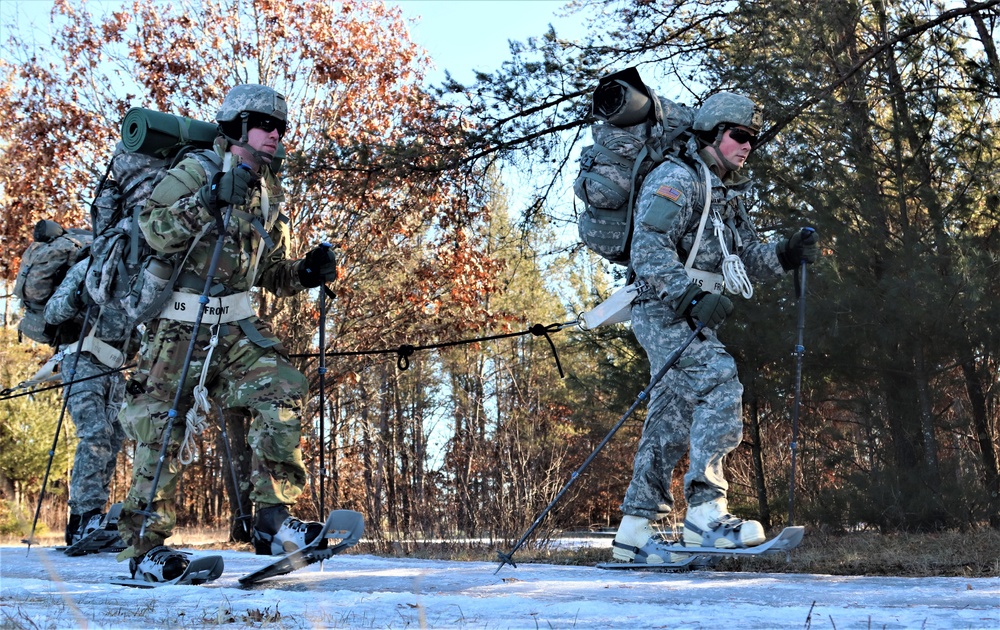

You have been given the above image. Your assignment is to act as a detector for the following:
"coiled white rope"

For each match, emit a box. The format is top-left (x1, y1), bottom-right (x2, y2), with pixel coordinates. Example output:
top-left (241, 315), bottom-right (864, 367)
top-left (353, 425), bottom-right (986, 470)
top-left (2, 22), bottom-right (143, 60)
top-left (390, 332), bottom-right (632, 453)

top-left (712, 211), bottom-right (754, 299)
top-left (179, 325), bottom-right (219, 465)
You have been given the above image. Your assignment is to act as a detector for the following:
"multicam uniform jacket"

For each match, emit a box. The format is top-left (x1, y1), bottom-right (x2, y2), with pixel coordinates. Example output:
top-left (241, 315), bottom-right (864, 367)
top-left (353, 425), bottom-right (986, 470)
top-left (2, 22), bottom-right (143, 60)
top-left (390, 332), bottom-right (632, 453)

top-left (116, 143), bottom-right (310, 557)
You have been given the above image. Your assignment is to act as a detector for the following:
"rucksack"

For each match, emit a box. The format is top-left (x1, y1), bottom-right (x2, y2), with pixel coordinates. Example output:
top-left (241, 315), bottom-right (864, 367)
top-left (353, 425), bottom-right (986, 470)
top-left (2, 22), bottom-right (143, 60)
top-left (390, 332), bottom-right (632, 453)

top-left (13, 221), bottom-right (93, 346)
top-left (85, 141), bottom-right (222, 326)
top-left (575, 67), bottom-right (698, 266)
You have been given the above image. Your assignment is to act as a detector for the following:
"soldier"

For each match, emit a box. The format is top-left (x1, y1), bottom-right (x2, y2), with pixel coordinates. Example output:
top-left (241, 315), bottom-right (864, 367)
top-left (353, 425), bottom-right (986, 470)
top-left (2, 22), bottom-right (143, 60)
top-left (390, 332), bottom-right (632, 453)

top-left (44, 256), bottom-right (137, 548)
top-left (611, 92), bottom-right (819, 563)
top-left (116, 84), bottom-right (337, 582)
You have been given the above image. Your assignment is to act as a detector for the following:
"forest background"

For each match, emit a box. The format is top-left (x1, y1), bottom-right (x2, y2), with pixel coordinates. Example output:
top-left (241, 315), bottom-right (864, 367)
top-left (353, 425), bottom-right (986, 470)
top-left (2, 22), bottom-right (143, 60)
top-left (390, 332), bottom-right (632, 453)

top-left (0, 0), bottom-right (997, 558)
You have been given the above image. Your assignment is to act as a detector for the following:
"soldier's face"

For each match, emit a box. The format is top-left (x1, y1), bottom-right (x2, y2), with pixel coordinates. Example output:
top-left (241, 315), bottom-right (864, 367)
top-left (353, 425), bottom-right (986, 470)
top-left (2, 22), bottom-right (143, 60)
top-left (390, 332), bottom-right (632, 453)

top-left (717, 125), bottom-right (755, 169)
top-left (247, 126), bottom-right (280, 158)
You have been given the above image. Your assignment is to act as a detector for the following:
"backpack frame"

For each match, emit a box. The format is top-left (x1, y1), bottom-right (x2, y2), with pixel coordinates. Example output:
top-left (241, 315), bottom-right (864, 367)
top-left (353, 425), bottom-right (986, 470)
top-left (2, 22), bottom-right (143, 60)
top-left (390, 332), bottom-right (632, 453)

top-left (575, 68), bottom-right (702, 267)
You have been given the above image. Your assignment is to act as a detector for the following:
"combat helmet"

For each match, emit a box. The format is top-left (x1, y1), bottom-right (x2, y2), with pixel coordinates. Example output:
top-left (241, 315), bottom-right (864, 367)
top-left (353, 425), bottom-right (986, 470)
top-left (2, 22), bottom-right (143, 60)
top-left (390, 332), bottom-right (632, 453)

top-left (217, 84), bottom-right (287, 123)
top-left (693, 92), bottom-right (763, 134)
top-left (217, 84), bottom-right (287, 163)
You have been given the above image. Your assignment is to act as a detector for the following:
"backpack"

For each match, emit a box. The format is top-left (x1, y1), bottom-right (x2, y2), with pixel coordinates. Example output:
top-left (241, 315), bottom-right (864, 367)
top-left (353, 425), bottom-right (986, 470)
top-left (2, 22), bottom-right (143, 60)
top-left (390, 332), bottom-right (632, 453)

top-left (84, 141), bottom-right (222, 326)
top-left (575, 67), bottom-right (698, 266)
top-left (13, 221), bottom-right (93, 346)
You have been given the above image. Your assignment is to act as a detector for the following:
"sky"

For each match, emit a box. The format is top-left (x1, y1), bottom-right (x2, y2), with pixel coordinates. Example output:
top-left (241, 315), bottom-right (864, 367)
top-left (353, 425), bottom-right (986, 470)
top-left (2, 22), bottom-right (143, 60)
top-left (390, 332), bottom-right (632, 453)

top-left (386, 0), bottom-right (581, 85)
top-left (1, 543), bottom-right (998, 629)
top-left (0, 0), bottom-right (581, 87)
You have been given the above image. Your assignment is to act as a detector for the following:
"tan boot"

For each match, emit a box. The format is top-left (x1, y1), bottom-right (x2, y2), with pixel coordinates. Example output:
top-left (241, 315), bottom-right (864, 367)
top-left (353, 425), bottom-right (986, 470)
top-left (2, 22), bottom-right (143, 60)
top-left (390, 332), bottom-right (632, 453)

top-left (683, 498), bottom-right (765, 549)
top-left (612, 515), bottom-right (685, 564)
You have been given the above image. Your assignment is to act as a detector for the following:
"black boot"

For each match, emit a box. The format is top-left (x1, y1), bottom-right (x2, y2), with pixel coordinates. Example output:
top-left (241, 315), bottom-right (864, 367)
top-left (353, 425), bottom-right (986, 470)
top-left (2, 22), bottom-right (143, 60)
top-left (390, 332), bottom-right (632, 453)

top-left (65, 513), bottom-right (81, 546)
top-left (252, 504), bottom-right (326, 556)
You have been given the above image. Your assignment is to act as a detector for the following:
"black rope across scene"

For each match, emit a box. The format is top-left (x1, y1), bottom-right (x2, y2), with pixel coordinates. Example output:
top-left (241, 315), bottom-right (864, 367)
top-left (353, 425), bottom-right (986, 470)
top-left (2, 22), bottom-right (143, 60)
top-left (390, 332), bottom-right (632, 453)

top-left (0, 363), bottom-right (136, 402)
top-left (290, 320), bottom-right (578, 377)
top-left (0, 320), bottom-right (579, 399)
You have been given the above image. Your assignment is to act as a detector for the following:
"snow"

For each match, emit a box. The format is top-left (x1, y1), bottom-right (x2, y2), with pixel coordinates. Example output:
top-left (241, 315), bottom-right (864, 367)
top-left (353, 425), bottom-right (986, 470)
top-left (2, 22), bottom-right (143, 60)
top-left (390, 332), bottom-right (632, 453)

top-left (1, 544), bottom-right (998, 629)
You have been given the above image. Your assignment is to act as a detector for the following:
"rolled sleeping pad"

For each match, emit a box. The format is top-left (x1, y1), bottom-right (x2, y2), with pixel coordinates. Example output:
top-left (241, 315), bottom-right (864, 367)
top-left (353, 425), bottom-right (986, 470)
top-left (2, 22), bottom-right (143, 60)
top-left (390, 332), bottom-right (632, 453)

top-left (592, 67), bottom-right (652, 127)
top-left (120, 107), bottom-right (217, 157)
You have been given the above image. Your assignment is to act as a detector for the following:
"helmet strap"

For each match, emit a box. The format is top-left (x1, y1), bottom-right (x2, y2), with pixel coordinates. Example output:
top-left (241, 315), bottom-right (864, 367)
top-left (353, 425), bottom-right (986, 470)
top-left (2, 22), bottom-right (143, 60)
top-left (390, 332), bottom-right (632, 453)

top-left (239, 111), bottom-right (251, 144)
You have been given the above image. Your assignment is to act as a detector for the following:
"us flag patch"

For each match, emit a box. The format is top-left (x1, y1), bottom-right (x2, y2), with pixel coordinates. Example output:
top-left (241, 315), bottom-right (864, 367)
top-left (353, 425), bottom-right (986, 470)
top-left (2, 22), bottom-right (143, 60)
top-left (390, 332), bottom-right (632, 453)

top-left (655, 185), bottom-right (682, 202)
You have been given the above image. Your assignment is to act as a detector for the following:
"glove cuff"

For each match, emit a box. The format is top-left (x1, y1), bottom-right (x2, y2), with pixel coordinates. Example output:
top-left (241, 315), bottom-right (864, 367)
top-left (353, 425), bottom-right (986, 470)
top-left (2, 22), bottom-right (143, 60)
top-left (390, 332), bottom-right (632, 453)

top-left (776, 241), bottom-right (796, 271)
top-left (297, 260), bottom-right (323, 288)
top-left (677, 283), bottom-right (707, 316)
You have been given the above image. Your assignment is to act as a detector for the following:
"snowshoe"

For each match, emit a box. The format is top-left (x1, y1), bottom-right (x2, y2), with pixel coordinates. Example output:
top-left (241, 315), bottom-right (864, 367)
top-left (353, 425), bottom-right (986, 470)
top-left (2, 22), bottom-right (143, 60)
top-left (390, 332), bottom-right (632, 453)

top-left (63, 503), bottom-right (126, 556)
top-left (683, 498), bottom-right (765, 549)
top-left (111, 547), bottom-right (224, 588)
top-left (597, 554), bottom-right (717, 572)
top-left (239, 509), bottom-right (364, 586)
top-left (612, 533), bottom-right (690, 565)
top-left (72, 508), bottom-right (104, 543)
top-left (599, 526), bottom-right (805, 571)
top-left (131, 545), bottom-right (191, 582)
top-left (252, 504), bottom-right (328, 556)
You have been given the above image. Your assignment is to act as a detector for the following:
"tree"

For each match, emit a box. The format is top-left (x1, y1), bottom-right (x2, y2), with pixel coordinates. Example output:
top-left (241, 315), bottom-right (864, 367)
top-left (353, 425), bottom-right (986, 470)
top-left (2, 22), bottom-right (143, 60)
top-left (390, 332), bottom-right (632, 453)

top-left (0, 329), bottom-right (74, 519)
top-left (0, 0), bottom-right (504, 536)
top-left (434, 0), bottom-right (1000, 531)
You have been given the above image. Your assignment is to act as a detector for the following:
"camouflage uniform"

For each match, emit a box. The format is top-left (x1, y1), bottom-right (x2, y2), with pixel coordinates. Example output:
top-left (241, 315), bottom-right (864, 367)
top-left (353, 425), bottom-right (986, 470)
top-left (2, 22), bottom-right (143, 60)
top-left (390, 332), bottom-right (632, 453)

top-left (117, 140), bottom-right (310, 557)
top-left (44, 260), bottom-right (137, 515)
top-left (621, 137), bottom-right (785, 521)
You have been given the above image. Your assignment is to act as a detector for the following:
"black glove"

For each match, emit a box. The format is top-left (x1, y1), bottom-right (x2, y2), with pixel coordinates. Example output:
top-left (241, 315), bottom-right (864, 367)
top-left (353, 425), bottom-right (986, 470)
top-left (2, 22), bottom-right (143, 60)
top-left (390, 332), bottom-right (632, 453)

top-left (677, 283), bottom-right (734, 329)
top-left (198, 166), bottom-right (256, 212)
top-left (776, 227), bottom-right (819, 271)
top-left (298, 244), bottom-right (337, 288)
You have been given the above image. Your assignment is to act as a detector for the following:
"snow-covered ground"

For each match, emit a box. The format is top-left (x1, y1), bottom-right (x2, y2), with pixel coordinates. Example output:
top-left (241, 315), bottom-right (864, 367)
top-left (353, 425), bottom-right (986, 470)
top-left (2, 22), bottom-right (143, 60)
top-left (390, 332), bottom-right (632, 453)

top-left (1, 543), bottom-right (997, 629)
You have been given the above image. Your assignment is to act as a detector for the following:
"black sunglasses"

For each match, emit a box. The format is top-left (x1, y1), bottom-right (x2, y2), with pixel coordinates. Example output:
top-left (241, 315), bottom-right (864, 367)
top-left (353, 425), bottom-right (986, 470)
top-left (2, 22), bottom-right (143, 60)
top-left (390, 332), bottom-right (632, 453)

top-left (727, 127), bottom-right (756, 146)
top-left (247, 114), bottom-right (287, 138)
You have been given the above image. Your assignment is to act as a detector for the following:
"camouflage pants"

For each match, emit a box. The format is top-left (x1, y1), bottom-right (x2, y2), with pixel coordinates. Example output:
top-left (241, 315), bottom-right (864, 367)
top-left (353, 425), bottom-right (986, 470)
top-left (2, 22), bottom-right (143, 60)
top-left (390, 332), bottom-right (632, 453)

top-left (62, 350), bottom-right (126, 515)
top-left (621, 298), bottom-right (744, 521)
top-left (117, 317), bottom-right (308, 556)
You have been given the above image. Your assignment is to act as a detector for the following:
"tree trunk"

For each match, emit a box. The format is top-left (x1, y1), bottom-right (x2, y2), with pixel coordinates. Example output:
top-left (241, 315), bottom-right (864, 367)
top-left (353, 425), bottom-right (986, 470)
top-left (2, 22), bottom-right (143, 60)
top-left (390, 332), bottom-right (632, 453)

top-left (746, 385), bottom-right (772, 530)
top-left (913, 347), bottom-right (940, 482)
top-left (961, 355), bottom-right (1000, 527)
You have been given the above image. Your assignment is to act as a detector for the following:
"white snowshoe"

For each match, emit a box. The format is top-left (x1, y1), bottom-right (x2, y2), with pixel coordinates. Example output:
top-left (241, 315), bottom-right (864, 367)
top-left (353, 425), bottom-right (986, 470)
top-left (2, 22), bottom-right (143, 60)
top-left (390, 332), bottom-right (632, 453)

top-left (112, 546), bottom-right (224, 588)
top-left (131, 545), bottom-right (191, 582)
top-left (71, 510), bottom-right (104, 544)
top-left (252, 505), bottom-right (327, 556)
top-left (239, 509), bottom-right (364, 586)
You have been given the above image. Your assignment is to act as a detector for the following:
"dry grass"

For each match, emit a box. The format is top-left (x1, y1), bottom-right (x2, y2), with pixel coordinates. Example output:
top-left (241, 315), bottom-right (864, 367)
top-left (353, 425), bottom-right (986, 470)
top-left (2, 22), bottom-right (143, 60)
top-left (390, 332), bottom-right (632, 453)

top-left (350, 528), bottom-right (1000, 578)
top-left (498, 529), bottom-right (1000, 577)
top-left (5, 526), bottom-right (998, 578)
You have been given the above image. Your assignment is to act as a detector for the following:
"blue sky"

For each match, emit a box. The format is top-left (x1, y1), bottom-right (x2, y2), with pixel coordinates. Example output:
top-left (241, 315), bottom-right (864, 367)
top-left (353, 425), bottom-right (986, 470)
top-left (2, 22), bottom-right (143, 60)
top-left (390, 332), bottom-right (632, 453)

top-left (0, 0), bottom-right (581, 86)
top-left (388, 0), bottom-right (580, 84)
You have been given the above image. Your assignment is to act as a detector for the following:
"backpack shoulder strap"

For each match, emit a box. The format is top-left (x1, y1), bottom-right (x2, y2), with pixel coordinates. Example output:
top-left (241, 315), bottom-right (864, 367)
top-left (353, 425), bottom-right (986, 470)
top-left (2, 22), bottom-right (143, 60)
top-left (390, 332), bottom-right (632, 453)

top-left (684, 161), bottom-right (713, 274)
top-left (183, 148), bottom-right (223, 175)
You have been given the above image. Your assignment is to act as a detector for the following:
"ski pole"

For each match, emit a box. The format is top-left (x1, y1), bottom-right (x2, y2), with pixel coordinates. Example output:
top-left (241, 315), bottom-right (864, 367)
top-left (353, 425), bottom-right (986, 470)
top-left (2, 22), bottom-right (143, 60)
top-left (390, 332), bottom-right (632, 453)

top-left (317, 243), bottom-right (332, 522)
top-left (788, 256), bottom-right (808, 527)
top-left (26, 304), bottom-right (95, 555)
top-left (495, 321), bottom-right (706, 573)
top-left (136, 200), bottom-right (236, 541)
